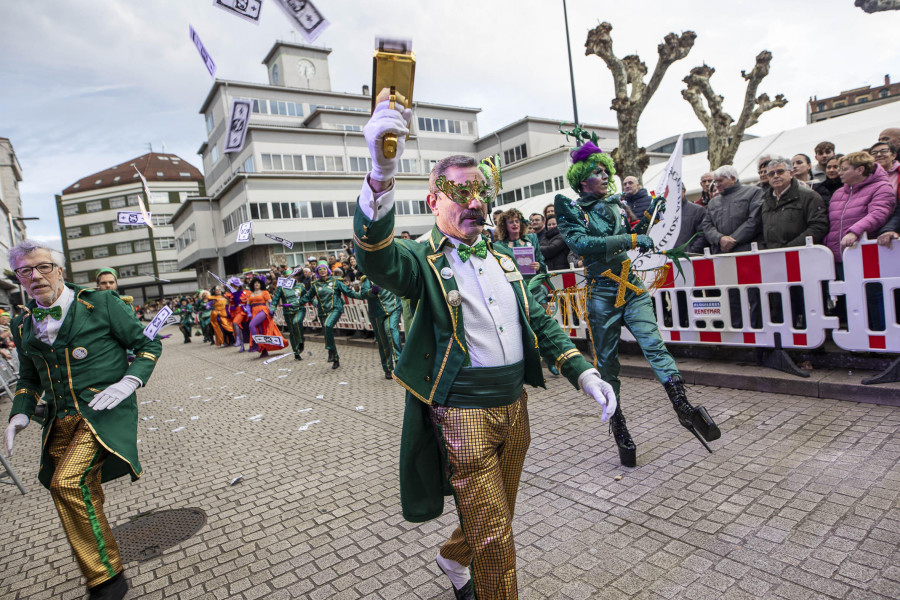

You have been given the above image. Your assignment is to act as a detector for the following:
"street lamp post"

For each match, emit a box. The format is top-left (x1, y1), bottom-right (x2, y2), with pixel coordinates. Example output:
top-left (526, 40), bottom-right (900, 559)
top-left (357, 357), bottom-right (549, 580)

top-left (8, 215), bottom-right (39, 315)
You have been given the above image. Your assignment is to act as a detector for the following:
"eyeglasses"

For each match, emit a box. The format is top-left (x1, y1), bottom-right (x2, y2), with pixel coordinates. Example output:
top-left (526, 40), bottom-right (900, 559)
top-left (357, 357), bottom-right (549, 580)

top-left (870, 149), bottom-right (893, 156)
top-left (14, 263), bottom-right (57, 279)
top-left (766, 168), bottom-right (789, 177)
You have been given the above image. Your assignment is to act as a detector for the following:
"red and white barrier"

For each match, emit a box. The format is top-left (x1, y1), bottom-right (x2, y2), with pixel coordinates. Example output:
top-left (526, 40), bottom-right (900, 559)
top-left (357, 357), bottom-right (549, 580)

top-left (830, 236), bottom-right (900, 353)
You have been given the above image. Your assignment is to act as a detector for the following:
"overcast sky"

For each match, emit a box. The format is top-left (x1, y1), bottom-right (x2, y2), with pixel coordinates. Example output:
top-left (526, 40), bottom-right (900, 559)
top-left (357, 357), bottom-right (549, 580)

top-left (2, 0), bottom-right (899, 249)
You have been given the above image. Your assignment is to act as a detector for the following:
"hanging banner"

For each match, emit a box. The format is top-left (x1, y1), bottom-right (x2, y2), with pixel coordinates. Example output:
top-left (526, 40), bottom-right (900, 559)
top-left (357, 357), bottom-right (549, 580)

top-left (272, 0), bottom-right (329, 43)
top-left (224, 98), bottom-right (252, 154)
top-left (117, 211), bottom-right (151, 225)
top-left (213, 0), bottom-right (263, 24)
top-left (236, 221), bottom-right (252, 242)
top-left (264, 233), bottom-right (294, 249)
top-left (189, 25), bottom-right (217, 78)
top-left (208, 271), bottom-right (237, 292)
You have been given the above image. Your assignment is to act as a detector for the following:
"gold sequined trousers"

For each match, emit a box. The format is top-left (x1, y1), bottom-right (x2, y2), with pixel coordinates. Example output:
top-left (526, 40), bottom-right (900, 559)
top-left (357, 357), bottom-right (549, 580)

top-left (47, 414), bottom-right (122, 588)
top-left (430, 392), bottom-right (530, 600)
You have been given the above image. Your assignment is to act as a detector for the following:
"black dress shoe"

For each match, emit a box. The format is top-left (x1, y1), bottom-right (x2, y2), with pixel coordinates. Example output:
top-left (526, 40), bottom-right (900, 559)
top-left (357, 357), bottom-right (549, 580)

top-left (326, 349), bottom-right (335, 363)
top-left (384, 371), bottom-right (393, 380)
top-left (332, 359), bottom-right (340, 369)
top-left (294, 353), bottom-right (302, 360)
top-left (88, 572), bottom-right (128, 600)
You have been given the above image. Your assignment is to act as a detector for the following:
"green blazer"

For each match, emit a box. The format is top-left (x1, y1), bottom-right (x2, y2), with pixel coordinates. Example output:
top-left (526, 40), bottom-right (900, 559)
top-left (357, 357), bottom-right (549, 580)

top-left (358, 276), bottom-right (401, 319)
top-left (10, 283), bottom-right (162, 489)
top-left (304, 277), bottom-right (357, 315)
top-left (272, 283), bottom-right (307, 315)
top-left (354, 206), bottom-right (593, 522)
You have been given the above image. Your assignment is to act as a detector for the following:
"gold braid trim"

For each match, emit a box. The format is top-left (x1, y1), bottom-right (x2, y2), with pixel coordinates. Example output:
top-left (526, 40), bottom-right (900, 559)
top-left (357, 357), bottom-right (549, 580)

top-left (353, 233), bottom-right (394, 252)
top-left (631, 233), bottom-right (638, 249)
top-left (15, 388), bottom-right (42, 403)
top-left (548, 286), bottom-right (589, 328)
top-left (136, 352), bottom-right (158, 363)
top-left (554, 348), bottom-right (581, 370)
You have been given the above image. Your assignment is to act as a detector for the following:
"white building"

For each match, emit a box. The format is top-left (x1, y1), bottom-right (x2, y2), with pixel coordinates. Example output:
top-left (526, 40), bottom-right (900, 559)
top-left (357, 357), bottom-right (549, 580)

top-left (57, 152), bottom-right (205, 303)
top-left (0, 137), bottom-right (26, 310)
top-left (172, 41), bottom-right (616, 279)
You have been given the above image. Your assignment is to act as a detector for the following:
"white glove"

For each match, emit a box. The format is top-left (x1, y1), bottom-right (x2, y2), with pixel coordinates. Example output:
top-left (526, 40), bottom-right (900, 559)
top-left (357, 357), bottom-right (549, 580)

top-left (364, 99), bottom-right (412, 182)
top-left (88, 375), bottom-right (142, 411)
top-left (579, 369), bottom-right (617, 421)
top-left (4, 413), bottom-right (29, 458)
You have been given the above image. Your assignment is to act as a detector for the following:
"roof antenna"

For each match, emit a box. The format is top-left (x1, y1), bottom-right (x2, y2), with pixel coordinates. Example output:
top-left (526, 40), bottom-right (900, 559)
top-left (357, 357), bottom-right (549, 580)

top-left (147, 142), bottom-right (153, 153)
top-left (162, 141), bottom-right (167, 152)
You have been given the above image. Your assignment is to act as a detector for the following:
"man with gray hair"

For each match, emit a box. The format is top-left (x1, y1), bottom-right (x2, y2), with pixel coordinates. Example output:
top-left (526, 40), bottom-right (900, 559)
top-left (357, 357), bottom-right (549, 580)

top-left (701, 165), bottom-right (765, 254)
top-left (3, 239), bottom-right (162, 600)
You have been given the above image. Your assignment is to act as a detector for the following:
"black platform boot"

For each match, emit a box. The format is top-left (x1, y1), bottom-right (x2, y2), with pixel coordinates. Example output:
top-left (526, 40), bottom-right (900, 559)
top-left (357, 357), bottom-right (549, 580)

top-left (664, 375), bottom-right (721, 452)
top-left (327, 349), bottom-right (335, 363)
top-left (609, 406), bottom-right (637, 468)
top-left (332, 358), bottom-right (340, 369)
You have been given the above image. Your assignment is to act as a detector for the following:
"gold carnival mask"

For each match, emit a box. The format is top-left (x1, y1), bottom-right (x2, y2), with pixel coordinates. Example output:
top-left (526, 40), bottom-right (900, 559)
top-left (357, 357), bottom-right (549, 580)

top-left (434, 154), bottom-right (503, 205)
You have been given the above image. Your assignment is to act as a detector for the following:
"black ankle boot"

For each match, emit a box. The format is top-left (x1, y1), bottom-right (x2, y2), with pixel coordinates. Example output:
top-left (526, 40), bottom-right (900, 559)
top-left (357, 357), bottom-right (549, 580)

top-left (332, 358), bottom-right (340, 369)
top-left (327, 349), bottom-right (335, 363)
top-left (609, 407), bottom-right (637, 467)
top-left (664, 375), bottom-right (721, 444)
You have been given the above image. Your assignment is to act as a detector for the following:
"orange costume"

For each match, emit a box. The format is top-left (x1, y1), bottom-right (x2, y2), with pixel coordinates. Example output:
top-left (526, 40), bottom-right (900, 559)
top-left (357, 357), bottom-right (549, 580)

top-left (247, 290), bottom-right (286, 353)
top-left (208, 294), bottom-right (233, 346)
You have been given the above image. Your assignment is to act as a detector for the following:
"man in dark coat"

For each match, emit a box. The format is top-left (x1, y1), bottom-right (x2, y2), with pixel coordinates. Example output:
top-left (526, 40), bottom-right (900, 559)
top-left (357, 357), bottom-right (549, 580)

top-left (539, 216), bottom-right (571, 270)
top-left (622, 176), bottom-right (653, 217)
top-left (701, 165), bottom-right (765, 254)
top-left (675, 197), bottom-right (708, 254)
top-left (758, 157), bottom-right (828, 249)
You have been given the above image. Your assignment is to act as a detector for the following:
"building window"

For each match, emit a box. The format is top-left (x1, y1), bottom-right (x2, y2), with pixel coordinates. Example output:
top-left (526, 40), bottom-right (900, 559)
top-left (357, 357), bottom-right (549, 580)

top-left (116, 242), bottom-right (133, 255)
top-left (417, 117), bottom-right (462, 134)
top-left (157, 260), bottom-right (179, 273)
top-left (112, 221), bottom-right (132, 232)
top-left (336, 201), bottom-right (355, 218)
top-left (154, 237), bottom-right (176, 250)
top-left (304, 155), bottom-right (344, 172)
top-left (86, 200), bottom-right (103, 213)
top-left (243, 156), bottom-right (255, 173)
top-left (272, 64), bottom-right (279, 85)
top-left (66, 227), bottom-right (83, 239)
top-left (109, 196), bottom-right (126, 209)
top-left (397, 159), bottom-right (418, 174)
top-left (857, 96), bottom-right (869, 104)
top-left (92, 246), bottom-right (109, 259)
top-left (250, 203), bottom-right (270, 220)
top-left (127, 194), bottom-right (141, 207)
top-left (152, 214), bottom-right (170, 226)
top-left (211, 145), bottom-right (219, 163)
top-left (880, 89), bottom-right (890, 98)
top-left (70, 249), bottom-right (86, 261)
top-left (73, 272), bottom-right (90, 284)
top-left (176, 224), bottom-right (197, 251)
top-left (88, 223), bottom-right (105, 236)
top-left (503, 144), bottom-right (527, 165)
top-left (310, 201), bottom-right (335, 218)
top-left (349, 157), bottom-right (373, 172)
top-left (834, 101), bottom-right (846, 108)
top-left (817, 102), bottom-right (826, 111)
top-left (206, 112), bottom-right (214, 133)
top-left (63, 204), bottom-right (80, 216)
top-left (134, 239), bottom-right (151, 252)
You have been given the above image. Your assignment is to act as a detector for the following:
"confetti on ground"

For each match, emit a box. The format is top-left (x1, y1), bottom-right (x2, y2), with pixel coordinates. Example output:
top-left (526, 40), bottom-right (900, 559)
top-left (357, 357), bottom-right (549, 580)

top-left (219, 386), bottom-right (228, 389)
top-left (278, 368), bottom-right (291, 371)
top-left (164, 419), bottom-right (176, 423)
top-left (204, 387), bottom-right (212, 390)
top-left (230, 475), bottom-right (243, 486)
top-left (172, 427), bottom-right (186, 433)
top-left (339, 382), bottom-right (348, 385)
top-left (356, 406), bottom-right (364, 411)
top-left (206, 377), bottom-right (213, 380)
top-left (233, 395), bottom-right (246, 400)
top-left (298, 420), bottom-right (321, 431)
top-left (234, 371), bottom-right (245, 375)
top-left (136, 439), bottom-right (141, 444)
top-left (140, 400), bottom-right (153, 405)
top-left (263, 352), bottom-right (291, 365)
top-left (190, 395), bottom-right (202, 399)
top-left (277, 375), bottom-right (287, 379)
top-left (308, 362), bottom-right (317, 366)
top-left (614, 475), bottom-right (623, 481)
top-left (315, 395), bottom-right (324, 399)
top-left (148, 427), bottom-right (158, 431)
top-left (248, 414), bottom-right (264, 422)
top-left (298, 408), bottom-right (312, 413)
top-left (172, 406), bottom-right (181, 410)
top-left (202, 398), bottom-right (211, 402)
top-left (142, 416), bottom-right (155, 421)
top-left (191, 416), bottom-right (199, 421)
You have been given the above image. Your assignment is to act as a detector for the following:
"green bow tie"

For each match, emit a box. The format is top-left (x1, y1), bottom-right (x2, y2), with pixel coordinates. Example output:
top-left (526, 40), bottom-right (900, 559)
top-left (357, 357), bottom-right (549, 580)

top-left (32, 306), bottom-right (62, 322)
top-left (457, 239), bottom-right (488, 263)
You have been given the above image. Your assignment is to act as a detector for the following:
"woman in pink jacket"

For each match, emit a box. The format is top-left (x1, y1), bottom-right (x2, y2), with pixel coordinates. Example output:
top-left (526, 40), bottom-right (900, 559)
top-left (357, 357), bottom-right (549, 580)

top-left (824, 151), bottom-right (897, 330)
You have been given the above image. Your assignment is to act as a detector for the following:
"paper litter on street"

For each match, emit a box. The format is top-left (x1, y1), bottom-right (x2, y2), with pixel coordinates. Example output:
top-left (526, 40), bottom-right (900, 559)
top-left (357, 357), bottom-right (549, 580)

top-left (172, 427), bottom-right (186, 433)
top-left (315, 395), bottom-right (324, 399)
top-left (230, 475), bottom-right (244, 486)
top-left (298, 408), bottom-right (312, 413)
top-left (190, 395), bottom-right (202, 399)
top-left (164, 419), bottom-right (176, 423)
top-left (191, 416), bottom-right (199, 420)
top-left (298, 420), bottom-right (321, 431)
top-left (248, 414), bottom-right (264, 422)
top-left (233, 395), bottom-right (246, 400)
top-left (356, 406), bottom-right (365, 411)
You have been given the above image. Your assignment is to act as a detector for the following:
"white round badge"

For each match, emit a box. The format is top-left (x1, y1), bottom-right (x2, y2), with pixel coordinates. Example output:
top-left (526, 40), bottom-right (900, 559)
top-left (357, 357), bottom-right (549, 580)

top-left (72, 347), bottom-right (88, 360)
top-left (440, 267), bottom-right (453, 279)
top-left (500, 257), bottom-right (516, 272)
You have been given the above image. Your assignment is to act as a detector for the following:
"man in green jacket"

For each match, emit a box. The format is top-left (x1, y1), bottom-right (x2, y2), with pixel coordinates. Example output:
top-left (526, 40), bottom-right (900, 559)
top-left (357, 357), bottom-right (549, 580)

top-left (3, 240), bottom-right (162, 600)
top-left (271, 275), bottom-right (307, 360)
top-left (355, 93), bottom-right (617, 600)
top-left (356, 273), bottom-right (403, 379)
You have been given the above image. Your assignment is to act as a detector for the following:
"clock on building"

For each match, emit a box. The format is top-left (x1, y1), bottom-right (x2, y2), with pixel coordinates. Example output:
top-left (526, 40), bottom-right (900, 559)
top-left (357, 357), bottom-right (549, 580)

top-left (297, 59), bottom-right (316, 79)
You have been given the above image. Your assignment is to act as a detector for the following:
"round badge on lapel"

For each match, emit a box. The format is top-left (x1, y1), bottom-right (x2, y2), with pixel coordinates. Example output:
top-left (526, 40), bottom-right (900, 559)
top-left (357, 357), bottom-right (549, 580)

top-left (447, 290), bottom-right (462, 307)
top-left (500, 257), bottom-right (516, 272)
top-left (72, 347), bottom-right (88, 360)
top-left (440, 267), bottom-right (453, 279)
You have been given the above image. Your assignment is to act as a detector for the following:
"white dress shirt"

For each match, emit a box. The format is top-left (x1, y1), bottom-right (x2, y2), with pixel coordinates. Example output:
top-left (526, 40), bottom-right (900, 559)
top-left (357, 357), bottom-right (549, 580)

top-left (359, 178), bottom-right (523, 367)
top-left (32, 285), bottom-right (74, 346)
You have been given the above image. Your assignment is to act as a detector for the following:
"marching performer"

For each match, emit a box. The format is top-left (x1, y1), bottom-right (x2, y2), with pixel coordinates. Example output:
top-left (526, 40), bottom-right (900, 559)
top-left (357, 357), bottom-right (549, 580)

top-left (271, 274), bottom-right (307, 360)
top-left (554, 139), bottom-right (721, 468)
top-left (207, 286), bottom-right (234, 347)
top-left (3, 240), bottom-right (162, 600)
top-left (357, 272), bottom-right (403, 379)
top-left (175, 296), bottom-right (193, 344)
top-left (226, 277), bottom-right (249, 352)
top-left (301, 261), bottom-right (358, 369)
top-left (245, 276), bottom-right (284, 358)
top-left (354, 94), bottom-right (617, 600)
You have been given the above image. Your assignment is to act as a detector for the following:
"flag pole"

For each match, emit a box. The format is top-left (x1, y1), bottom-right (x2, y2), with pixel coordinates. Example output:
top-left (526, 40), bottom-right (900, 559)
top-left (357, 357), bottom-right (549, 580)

top-left (562, 0), bottom-right (579, 126)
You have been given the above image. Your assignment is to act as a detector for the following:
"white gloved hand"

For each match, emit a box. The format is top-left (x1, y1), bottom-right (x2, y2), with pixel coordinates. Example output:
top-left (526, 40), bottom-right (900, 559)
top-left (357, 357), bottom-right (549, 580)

top-left (364, 99), bottom-right (412, 183)
top-left (579, 369), bottom-right (617, 421)
top-left (88, 375), bottom-right (142, 411)
top-left (4, 413), bottom-right (30, 458)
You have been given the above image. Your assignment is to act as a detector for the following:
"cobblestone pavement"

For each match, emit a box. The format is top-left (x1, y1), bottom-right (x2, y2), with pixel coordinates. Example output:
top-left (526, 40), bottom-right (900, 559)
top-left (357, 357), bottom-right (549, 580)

top-left (1, 335), bottom-right (899, 600)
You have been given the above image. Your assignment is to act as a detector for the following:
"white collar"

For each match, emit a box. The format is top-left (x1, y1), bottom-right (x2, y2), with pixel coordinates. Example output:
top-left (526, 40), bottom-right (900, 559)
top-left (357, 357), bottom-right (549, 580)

top-left (35, 284), bottom-right (73, 310)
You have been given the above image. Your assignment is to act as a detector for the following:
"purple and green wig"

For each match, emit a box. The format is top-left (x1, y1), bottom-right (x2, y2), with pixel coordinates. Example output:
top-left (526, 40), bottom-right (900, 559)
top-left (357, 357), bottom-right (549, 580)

top-left (315, 260), bottom-right (331, 278)
top-left (566, 141), bottom-right (617, 194)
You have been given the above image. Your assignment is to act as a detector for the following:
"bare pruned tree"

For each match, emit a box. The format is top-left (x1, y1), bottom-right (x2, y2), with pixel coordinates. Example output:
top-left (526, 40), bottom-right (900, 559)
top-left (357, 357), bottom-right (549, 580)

top-left (585, 22), bottom-right (696, 183)
top-left (856, 0), bottom-right (900, 12)
top-left (682, 51), bottom-right (788, 170)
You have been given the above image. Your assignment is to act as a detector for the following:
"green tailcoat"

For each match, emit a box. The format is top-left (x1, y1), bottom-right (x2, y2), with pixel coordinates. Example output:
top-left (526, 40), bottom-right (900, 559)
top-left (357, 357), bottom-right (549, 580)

top-left (10, 283), bottom-right (162, 489)
top-left (354, 206), bottom-right (593, 522)
top-left (272, 283), bottom-right (308, 314)
top-left (358, 276), bottom-right (401, 318)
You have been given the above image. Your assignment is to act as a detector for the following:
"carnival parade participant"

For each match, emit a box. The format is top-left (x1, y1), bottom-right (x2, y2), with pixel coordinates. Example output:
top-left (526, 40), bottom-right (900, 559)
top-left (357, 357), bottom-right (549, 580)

top-left (95, 267), bottom-right (135, 308)
top-left (175, 297), bottom-right (193, 344)
top-left (301, 260), bottom-right (358, 369)
top-left (554, 139), bottom-right (721, 468)
top-left (226, 277), bottom-right (249, 352)
top-left (245, 276), bottom-right (284, 358)
top-left (195, 290), bottom-right (213, 343)
top-left (3, 240), bottom-right (162, 600)
top-left (271, 274), bottom-right (307, 360)
top-left (357, 271), bottom-right (403, 379)
top-left (354, 93), bottom-right (617, 600)
top-left (207, 286), bottom-right (234, 347)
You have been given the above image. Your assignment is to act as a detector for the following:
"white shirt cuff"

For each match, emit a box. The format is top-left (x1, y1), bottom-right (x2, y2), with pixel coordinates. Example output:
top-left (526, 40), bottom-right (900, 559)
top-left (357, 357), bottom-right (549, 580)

top-left (577, 368), bottom-right (600, 392)
top-left (358, 174), bottom-right (395, 221)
